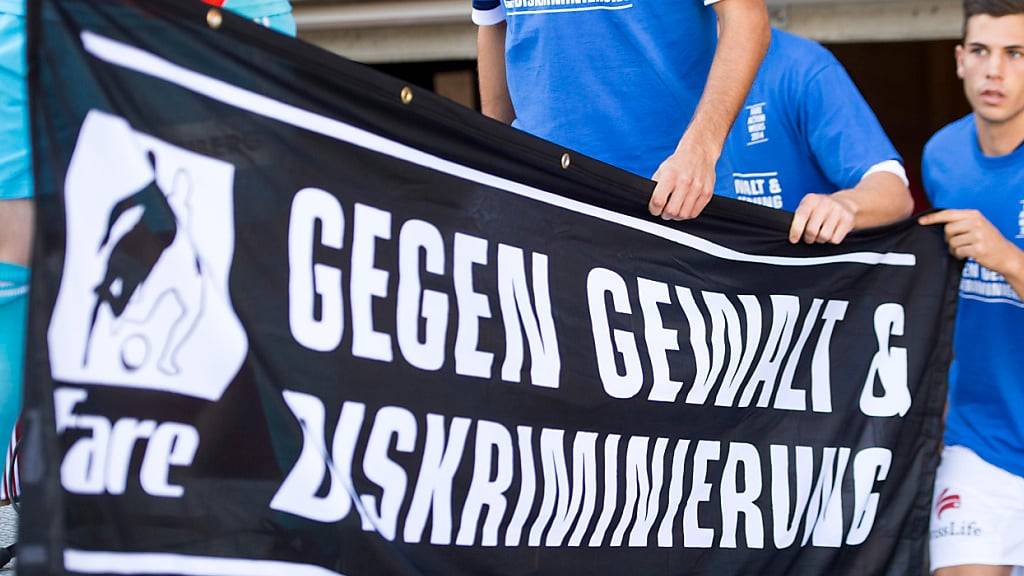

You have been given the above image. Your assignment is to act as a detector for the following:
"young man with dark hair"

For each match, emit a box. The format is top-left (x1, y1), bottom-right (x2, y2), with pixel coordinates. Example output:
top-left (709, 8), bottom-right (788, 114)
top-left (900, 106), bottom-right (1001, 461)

top-left (473, 0), bottom-right (769, 222)
top-left (919, 1), bottom-right (1024, 574)
top-left (723, 28), bottom-right (914, 245)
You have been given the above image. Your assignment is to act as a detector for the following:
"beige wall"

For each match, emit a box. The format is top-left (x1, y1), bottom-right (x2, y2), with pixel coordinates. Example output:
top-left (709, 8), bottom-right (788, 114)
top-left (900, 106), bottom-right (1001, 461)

top-left (293, 0), bottom-right (963, 64)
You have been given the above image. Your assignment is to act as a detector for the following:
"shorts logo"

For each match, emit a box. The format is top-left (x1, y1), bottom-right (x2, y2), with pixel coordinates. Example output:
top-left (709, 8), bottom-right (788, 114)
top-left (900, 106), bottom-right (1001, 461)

top-left (48, 110), bottom-right (247, 402)
top-left (936, 488), bottom-right (961, 519)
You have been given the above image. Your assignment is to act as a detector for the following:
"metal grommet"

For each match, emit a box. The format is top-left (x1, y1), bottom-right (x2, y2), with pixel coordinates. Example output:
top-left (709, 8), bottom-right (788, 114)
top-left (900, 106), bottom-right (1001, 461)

top-left (560, 153), bottom-right (571, 170)
top-left (400, 86), bottom-right (414, 105)
top-left (206, 8), bottom-right (223, 29)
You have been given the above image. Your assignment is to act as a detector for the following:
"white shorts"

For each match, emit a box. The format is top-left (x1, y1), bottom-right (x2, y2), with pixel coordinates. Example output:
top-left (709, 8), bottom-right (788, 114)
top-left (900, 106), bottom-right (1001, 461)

top-left (930, 445), bottom-right (1024, 573)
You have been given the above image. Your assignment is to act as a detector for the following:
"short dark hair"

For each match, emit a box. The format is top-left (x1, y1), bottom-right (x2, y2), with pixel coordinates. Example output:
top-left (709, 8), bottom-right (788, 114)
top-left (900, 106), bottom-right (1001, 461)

top-left (964, 0), bottom-right (1024, 28)
top-left (965, 0), bottom-right (1024, 18)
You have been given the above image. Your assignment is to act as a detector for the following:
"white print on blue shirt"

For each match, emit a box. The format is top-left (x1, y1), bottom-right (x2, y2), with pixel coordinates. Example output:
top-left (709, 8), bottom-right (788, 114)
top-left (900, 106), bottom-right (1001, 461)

top-left (746, 102), bottom-right (768, 146)
top-left (732, 171), bottom-right (783, 209)
top-left (960, 259), bottom-right (1024, 309)
top-left (504, 0), bottom-right (634, 16)
top-left (1016, 199), bottom-right (1024, 239)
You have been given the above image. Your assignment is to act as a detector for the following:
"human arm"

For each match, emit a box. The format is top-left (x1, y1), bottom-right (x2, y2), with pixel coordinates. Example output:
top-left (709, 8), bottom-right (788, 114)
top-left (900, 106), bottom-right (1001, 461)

top-left (918, 209), bottom-right (1024, 300)
top-left (476, 22), bottom-right (516, 124)
top-left (789, 54), bottom-right (913, 243)
top-left (789, 170), bottom-right (914, 244)
top-left (649, 0), bottom-right (769, 221)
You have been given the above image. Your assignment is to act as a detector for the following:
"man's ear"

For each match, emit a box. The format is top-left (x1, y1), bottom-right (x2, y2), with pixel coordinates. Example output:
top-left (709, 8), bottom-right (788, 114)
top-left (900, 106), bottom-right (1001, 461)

top-left (955, 44), bottom-right (966, 80)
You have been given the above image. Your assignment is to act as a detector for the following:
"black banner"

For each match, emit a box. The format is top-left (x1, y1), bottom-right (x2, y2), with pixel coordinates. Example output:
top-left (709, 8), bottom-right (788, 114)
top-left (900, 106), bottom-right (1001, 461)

top-left (23, 1), bottom-right (959, 575)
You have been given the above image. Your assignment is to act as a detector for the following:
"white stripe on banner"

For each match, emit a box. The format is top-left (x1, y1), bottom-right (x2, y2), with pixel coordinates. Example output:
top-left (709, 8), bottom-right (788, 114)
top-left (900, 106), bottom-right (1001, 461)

top-left (64, 550), bottom-right (347, 576)
top-left (79, 31), bottom-right (916, 268)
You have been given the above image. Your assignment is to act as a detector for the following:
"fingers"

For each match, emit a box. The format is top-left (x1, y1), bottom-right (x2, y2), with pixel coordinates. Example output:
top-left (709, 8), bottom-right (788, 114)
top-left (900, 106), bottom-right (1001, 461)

top-left (814, 208), bottom-right (844, 244)
top-left (943, 219), bottom-right (975, 243)
top-left (947, 230), bottom-right (974, 252)
top-left (918, 209), bottom-right (977, 226)
top-left (802, 205), bottom-right (829, 244)
top-left (789, 211), bottom-right (808, 244)
top-left (649, 167), bottom-right (713, 221)
top-left (791, 195), bottom-right (855, 245)
top-left (661, 174), bottom-right (693, 221)
top-left (831, 218), bottom-right (855, 245)
top-left (649, 173), bottom-right (671, 217)
top-left (820, 207), bottom-right (855, 245)
top-left (676, 176), bottom-right (713, 220)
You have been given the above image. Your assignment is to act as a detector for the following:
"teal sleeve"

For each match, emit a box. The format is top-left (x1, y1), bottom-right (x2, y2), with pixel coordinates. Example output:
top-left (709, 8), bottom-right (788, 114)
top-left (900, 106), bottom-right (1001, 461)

top-left (0, 262), bottom-right (27, 455)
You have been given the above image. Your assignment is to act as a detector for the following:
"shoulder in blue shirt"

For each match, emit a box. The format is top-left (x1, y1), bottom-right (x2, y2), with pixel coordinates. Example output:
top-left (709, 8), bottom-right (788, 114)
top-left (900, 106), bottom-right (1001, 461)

top-left (922, 113), bottom-right (1024, 478)
top-left (723, 29), bottom-right (901, 211)
top-left (472, 0), bottom-right (731, 190)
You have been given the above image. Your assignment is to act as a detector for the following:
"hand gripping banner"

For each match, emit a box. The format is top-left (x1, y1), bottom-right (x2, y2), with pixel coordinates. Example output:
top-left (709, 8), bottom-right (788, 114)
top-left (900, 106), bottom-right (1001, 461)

top-left (21, 1), bottom-right (960, 574)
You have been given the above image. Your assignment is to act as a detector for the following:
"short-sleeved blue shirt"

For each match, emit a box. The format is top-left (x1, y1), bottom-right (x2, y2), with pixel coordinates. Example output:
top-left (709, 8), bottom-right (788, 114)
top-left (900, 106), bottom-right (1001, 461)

top-left (722, 29), bottom-right (902, 210)
top-left (923, 114), bottom-right (1024, 478)
top-left (472, 0), bottom-right (732, 191)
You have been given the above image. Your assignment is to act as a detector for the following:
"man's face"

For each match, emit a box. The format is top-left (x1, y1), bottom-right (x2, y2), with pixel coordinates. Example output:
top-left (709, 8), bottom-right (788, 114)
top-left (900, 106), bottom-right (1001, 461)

top-left (957, 14), bottom-right (1024, 126)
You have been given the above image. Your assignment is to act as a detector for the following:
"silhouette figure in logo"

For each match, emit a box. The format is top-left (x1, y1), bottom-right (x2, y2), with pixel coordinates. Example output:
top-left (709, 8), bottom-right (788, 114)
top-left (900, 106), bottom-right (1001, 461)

top-left (85, 152), bottom-right (208, 376)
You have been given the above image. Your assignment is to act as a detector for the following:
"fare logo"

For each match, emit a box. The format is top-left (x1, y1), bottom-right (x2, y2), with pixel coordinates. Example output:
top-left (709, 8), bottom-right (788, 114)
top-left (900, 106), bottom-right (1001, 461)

top-left (49, 110), bottom-right (248, 401)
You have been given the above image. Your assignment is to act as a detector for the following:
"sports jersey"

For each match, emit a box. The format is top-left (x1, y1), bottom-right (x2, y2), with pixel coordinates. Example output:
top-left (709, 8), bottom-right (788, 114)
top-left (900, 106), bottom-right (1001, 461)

top-left (472, 0), bottom-right (733, 190)
top-left (203, 0), bottom-right (293, 19)
top-left (722, 29), bottom-right (903, 211)
top-left (923, 113), bottom-right (1024, 478)
top-left (0, 10), bottom-right (28, 201)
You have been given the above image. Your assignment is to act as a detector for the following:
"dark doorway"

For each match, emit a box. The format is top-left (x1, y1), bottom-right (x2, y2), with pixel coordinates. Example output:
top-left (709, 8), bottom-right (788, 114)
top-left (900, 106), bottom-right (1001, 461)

top-left (827, 39), bottom-right (972, 211)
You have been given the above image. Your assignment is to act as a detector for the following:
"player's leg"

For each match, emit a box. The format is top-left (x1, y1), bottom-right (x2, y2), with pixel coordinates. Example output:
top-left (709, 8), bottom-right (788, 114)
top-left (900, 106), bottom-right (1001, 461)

top-left (0, 263), bottom-right (27, 467)
top-left (0, 9), bottom-right (30, 462)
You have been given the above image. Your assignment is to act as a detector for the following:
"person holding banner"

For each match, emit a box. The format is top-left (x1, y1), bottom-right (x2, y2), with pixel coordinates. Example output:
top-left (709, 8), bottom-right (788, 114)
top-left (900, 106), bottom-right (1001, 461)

top-left (722, 28), bottom-right (915, 245)
top-left (919, 1), bottom-right (1024, 574)
top-left (473, 0), bottom-right (769, 222)
top-left (0, 0), bottom-right (296, 566)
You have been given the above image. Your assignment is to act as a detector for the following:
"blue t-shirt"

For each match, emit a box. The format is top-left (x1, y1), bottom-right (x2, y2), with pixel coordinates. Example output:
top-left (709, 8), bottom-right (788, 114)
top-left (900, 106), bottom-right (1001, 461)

top-left (923, 114), bottom-right (1024, 478)
top-left (722, 29), bottom-right (901, 210)
top-left (0, 8), bottom-right (29, 201)
top-left (472, 0), bottom-right (732, 190)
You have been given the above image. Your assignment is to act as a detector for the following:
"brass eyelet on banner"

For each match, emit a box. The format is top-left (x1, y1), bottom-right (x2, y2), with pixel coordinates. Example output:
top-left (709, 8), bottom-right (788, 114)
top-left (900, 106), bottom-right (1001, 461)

top-left (400, 86), bottom-right (414, 105)
top-left (561, 153), bottom-right (571, 170)
top-left (206, 8), bottom-right (223, 29)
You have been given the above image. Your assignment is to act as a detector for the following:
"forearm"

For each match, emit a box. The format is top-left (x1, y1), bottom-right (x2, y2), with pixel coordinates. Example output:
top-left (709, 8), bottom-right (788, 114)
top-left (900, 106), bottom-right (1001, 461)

top-left (683, 0), bottom-right (769, 154)
top-left (476, 23), bottom-right (516, 124)
top-left (832, 171), bottom-right (914, 230)
top-left (997, 244), bottom-right (1024, 301)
